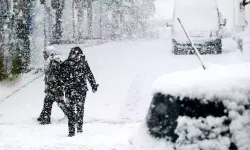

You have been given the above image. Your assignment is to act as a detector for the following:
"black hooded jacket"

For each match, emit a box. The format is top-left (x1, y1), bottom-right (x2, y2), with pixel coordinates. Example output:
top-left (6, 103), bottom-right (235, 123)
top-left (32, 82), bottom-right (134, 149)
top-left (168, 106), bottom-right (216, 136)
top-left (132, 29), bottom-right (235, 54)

top-left (44, 55), bottom-right (64, 97)
top-left (60, 47), bottom-right (97, 95)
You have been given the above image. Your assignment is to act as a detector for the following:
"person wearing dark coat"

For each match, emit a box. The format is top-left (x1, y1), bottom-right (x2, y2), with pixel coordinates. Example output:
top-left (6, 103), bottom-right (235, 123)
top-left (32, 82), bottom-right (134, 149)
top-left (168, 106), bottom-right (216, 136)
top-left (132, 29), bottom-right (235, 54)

top-left (60, 46), bottom-right (99, 137)
top-left (37, 51), bottom-right (76, 136)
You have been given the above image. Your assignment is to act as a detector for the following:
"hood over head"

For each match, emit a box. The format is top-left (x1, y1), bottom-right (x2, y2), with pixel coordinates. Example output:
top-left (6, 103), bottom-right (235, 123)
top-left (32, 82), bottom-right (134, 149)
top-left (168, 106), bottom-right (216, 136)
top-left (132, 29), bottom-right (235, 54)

top-left (68, 47), bottom-right (84, 61)
top-left (44, 46), bottom-right (57, 60)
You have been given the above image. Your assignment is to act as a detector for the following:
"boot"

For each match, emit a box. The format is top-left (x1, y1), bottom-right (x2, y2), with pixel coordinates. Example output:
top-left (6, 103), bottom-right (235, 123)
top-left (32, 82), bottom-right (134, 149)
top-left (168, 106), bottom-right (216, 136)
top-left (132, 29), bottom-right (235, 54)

top-left (39, 118), bottom-right (51, 125)
top-left (37, 116), bottom-right (43, 122)
top-left (77, 123), bottom-right (83, 133)
top-left (77, 128), bottom-right (83, 133)
top-left (68, 121), bottom-right (75, 137)
top-left (67, 132), bottom-right (75, 137)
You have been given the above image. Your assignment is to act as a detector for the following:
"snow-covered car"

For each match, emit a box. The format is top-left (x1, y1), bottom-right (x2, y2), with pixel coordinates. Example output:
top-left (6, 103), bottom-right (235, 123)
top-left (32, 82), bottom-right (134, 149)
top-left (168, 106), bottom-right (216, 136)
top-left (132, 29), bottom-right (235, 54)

top-left (166, 0), bottom-right (226, 55)
top-left (141, 64), bottom-right (250, 150)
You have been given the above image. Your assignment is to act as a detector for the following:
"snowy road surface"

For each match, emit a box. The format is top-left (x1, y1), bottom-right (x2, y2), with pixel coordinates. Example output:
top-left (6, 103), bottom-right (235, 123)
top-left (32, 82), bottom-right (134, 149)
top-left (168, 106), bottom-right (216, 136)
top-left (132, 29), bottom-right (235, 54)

top-left (0, 38), bottom-right (249, 149)
top-left (1, 0), bottom-right (250, 148)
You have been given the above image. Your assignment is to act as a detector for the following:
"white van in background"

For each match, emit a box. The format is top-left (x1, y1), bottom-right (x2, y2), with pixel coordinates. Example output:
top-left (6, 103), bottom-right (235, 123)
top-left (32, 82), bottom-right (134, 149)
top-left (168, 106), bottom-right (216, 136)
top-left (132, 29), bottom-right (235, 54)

top-left (166, 0), bottom-right (227, 55)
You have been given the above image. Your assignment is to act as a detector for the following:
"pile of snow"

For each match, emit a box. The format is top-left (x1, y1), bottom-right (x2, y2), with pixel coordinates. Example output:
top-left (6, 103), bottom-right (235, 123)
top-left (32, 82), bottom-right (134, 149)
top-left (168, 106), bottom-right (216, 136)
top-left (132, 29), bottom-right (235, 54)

top-left (172, 110), bottom-right (250, 150)
top-left (174, 116), bottom-right (231, 150)
top-left (131, 64), bottom-right (250, 150)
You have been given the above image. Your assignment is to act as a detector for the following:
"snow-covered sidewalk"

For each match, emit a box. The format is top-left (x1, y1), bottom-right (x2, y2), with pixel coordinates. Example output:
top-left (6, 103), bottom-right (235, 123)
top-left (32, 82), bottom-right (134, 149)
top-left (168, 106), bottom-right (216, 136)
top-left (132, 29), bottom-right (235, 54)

top-left (0, 71), bottom-right (44, 104)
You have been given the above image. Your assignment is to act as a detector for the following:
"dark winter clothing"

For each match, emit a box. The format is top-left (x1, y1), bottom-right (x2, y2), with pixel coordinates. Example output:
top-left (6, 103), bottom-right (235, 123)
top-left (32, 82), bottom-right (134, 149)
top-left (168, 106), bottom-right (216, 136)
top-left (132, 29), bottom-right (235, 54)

top-left (60, 47), bottom-right (98, 135)
top-left (38, 93), bottom-right (74, 125)
top-left (44, 58), bottom-right (64, 96)
top-left (38, 54), bottom-right (76, 134)
top-left (61, 48), bottom-right (97, 94)
top-left (38, 54), bottom-right (63, 123)
top-left (67, 91), bottom-right (87, 133)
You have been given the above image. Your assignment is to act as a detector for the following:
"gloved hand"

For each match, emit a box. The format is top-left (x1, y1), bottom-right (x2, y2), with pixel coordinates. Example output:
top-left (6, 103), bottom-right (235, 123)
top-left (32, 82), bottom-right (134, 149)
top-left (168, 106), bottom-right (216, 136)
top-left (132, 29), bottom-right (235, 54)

top-left (60, 96), bottom-right (64, 100)
top-left (92, 84), bottom-right (99, 93)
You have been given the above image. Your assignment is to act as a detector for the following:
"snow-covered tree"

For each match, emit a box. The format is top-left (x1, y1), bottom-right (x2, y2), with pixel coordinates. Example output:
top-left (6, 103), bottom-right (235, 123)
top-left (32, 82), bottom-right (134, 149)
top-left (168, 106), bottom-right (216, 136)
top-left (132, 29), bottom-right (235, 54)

top-left (75, 0), bottom-right (86, 41)
top-left (51, 0), bottom-right (65, 44)
top-left (99, 0), bottom-right (155, 40)
top-left (12, 0), bottom-right (31, 72)
top-left (0, 0), bottom-right (7, 80)
top-left (0, 0), bottom-right (12, 79)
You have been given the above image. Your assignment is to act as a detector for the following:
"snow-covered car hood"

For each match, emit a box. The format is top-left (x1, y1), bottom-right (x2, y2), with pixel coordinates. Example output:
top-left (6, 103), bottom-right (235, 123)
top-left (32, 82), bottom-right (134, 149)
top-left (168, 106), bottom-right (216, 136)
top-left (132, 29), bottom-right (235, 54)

top-left (152, 63), bottom-right (250, 103)
top-left (173, 37), bottom-right (219, 44)
top-left (173, 30), bottom-right (220, 44)
top-left (186, 31), bottom-right (211, 37)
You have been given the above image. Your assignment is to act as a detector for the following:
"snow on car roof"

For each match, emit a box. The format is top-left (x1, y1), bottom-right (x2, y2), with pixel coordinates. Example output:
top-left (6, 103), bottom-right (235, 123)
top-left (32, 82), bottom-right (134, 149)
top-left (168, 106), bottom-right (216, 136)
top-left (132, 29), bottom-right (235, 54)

top-left (152, 63), bottom-right (250, 106)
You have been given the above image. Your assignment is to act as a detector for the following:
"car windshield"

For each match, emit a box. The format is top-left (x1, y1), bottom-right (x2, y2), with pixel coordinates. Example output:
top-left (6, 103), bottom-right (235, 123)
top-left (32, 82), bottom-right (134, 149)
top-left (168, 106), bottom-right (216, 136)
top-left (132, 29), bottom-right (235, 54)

top-left (173, 0), bottom-right (219, 32)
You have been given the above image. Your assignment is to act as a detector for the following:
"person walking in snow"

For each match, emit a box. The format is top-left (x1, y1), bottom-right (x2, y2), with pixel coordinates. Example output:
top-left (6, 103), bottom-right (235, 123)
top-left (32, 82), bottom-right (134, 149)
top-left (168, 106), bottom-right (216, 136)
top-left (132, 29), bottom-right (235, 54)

top-left (37, 46), bottom-right (56, 123)
top-left (37, 50), bottom-right (76, 133)
top-left (59, 46), bottom-right (99, 137)
top-left (37, 46), bottom-right (57, 123)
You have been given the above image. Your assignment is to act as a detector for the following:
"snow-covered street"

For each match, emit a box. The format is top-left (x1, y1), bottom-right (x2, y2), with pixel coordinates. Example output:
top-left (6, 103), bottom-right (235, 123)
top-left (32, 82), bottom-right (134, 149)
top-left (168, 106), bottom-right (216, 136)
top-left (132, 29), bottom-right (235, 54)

top-left (1, 37), bottom-right (249, 149)
top-left (1, 0), bottom-right (250, 149)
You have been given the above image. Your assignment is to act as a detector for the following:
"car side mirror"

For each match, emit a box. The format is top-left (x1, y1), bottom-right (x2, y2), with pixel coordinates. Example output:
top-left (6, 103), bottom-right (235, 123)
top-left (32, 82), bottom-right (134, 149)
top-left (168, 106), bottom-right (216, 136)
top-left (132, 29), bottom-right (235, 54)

top-left (166, 19), bottom-right (173, 27)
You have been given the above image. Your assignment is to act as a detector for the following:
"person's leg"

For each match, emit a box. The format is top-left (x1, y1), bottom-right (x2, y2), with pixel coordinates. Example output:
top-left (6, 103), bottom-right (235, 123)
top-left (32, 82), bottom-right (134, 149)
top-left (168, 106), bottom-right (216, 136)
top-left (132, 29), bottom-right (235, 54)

top-left (68, 100), bottom-right (76, 137)
top-left (37, 98), bottom-right (47, 121)
top-left (56, 97), bottom-right (76, 122)
top-left (65, 94), bottom-right (76, 137)
top-left (76, 92), bottom-right (87, 133)
top-left (55, 96), bottom-right (76, 136)
top-left (59, 97), bottom-right (70, 121)
top-left (39, 94), bottom-right (54, 124)
top-left (56, 98), bottom-right (71, 117)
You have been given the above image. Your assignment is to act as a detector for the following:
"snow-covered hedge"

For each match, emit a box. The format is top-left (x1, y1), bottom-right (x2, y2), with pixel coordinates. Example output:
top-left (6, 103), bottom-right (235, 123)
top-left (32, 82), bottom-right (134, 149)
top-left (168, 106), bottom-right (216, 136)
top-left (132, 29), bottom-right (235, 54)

top-left (143, 64), bottom-right (250, 150)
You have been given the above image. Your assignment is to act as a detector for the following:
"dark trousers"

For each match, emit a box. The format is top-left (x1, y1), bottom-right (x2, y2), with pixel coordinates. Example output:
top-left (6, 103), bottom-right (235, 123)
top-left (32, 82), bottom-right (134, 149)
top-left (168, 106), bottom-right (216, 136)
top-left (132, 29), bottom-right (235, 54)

top-left (66, 91), bottom-right (87, 134)
top-left (38, 93), bottom-right (76, 133)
